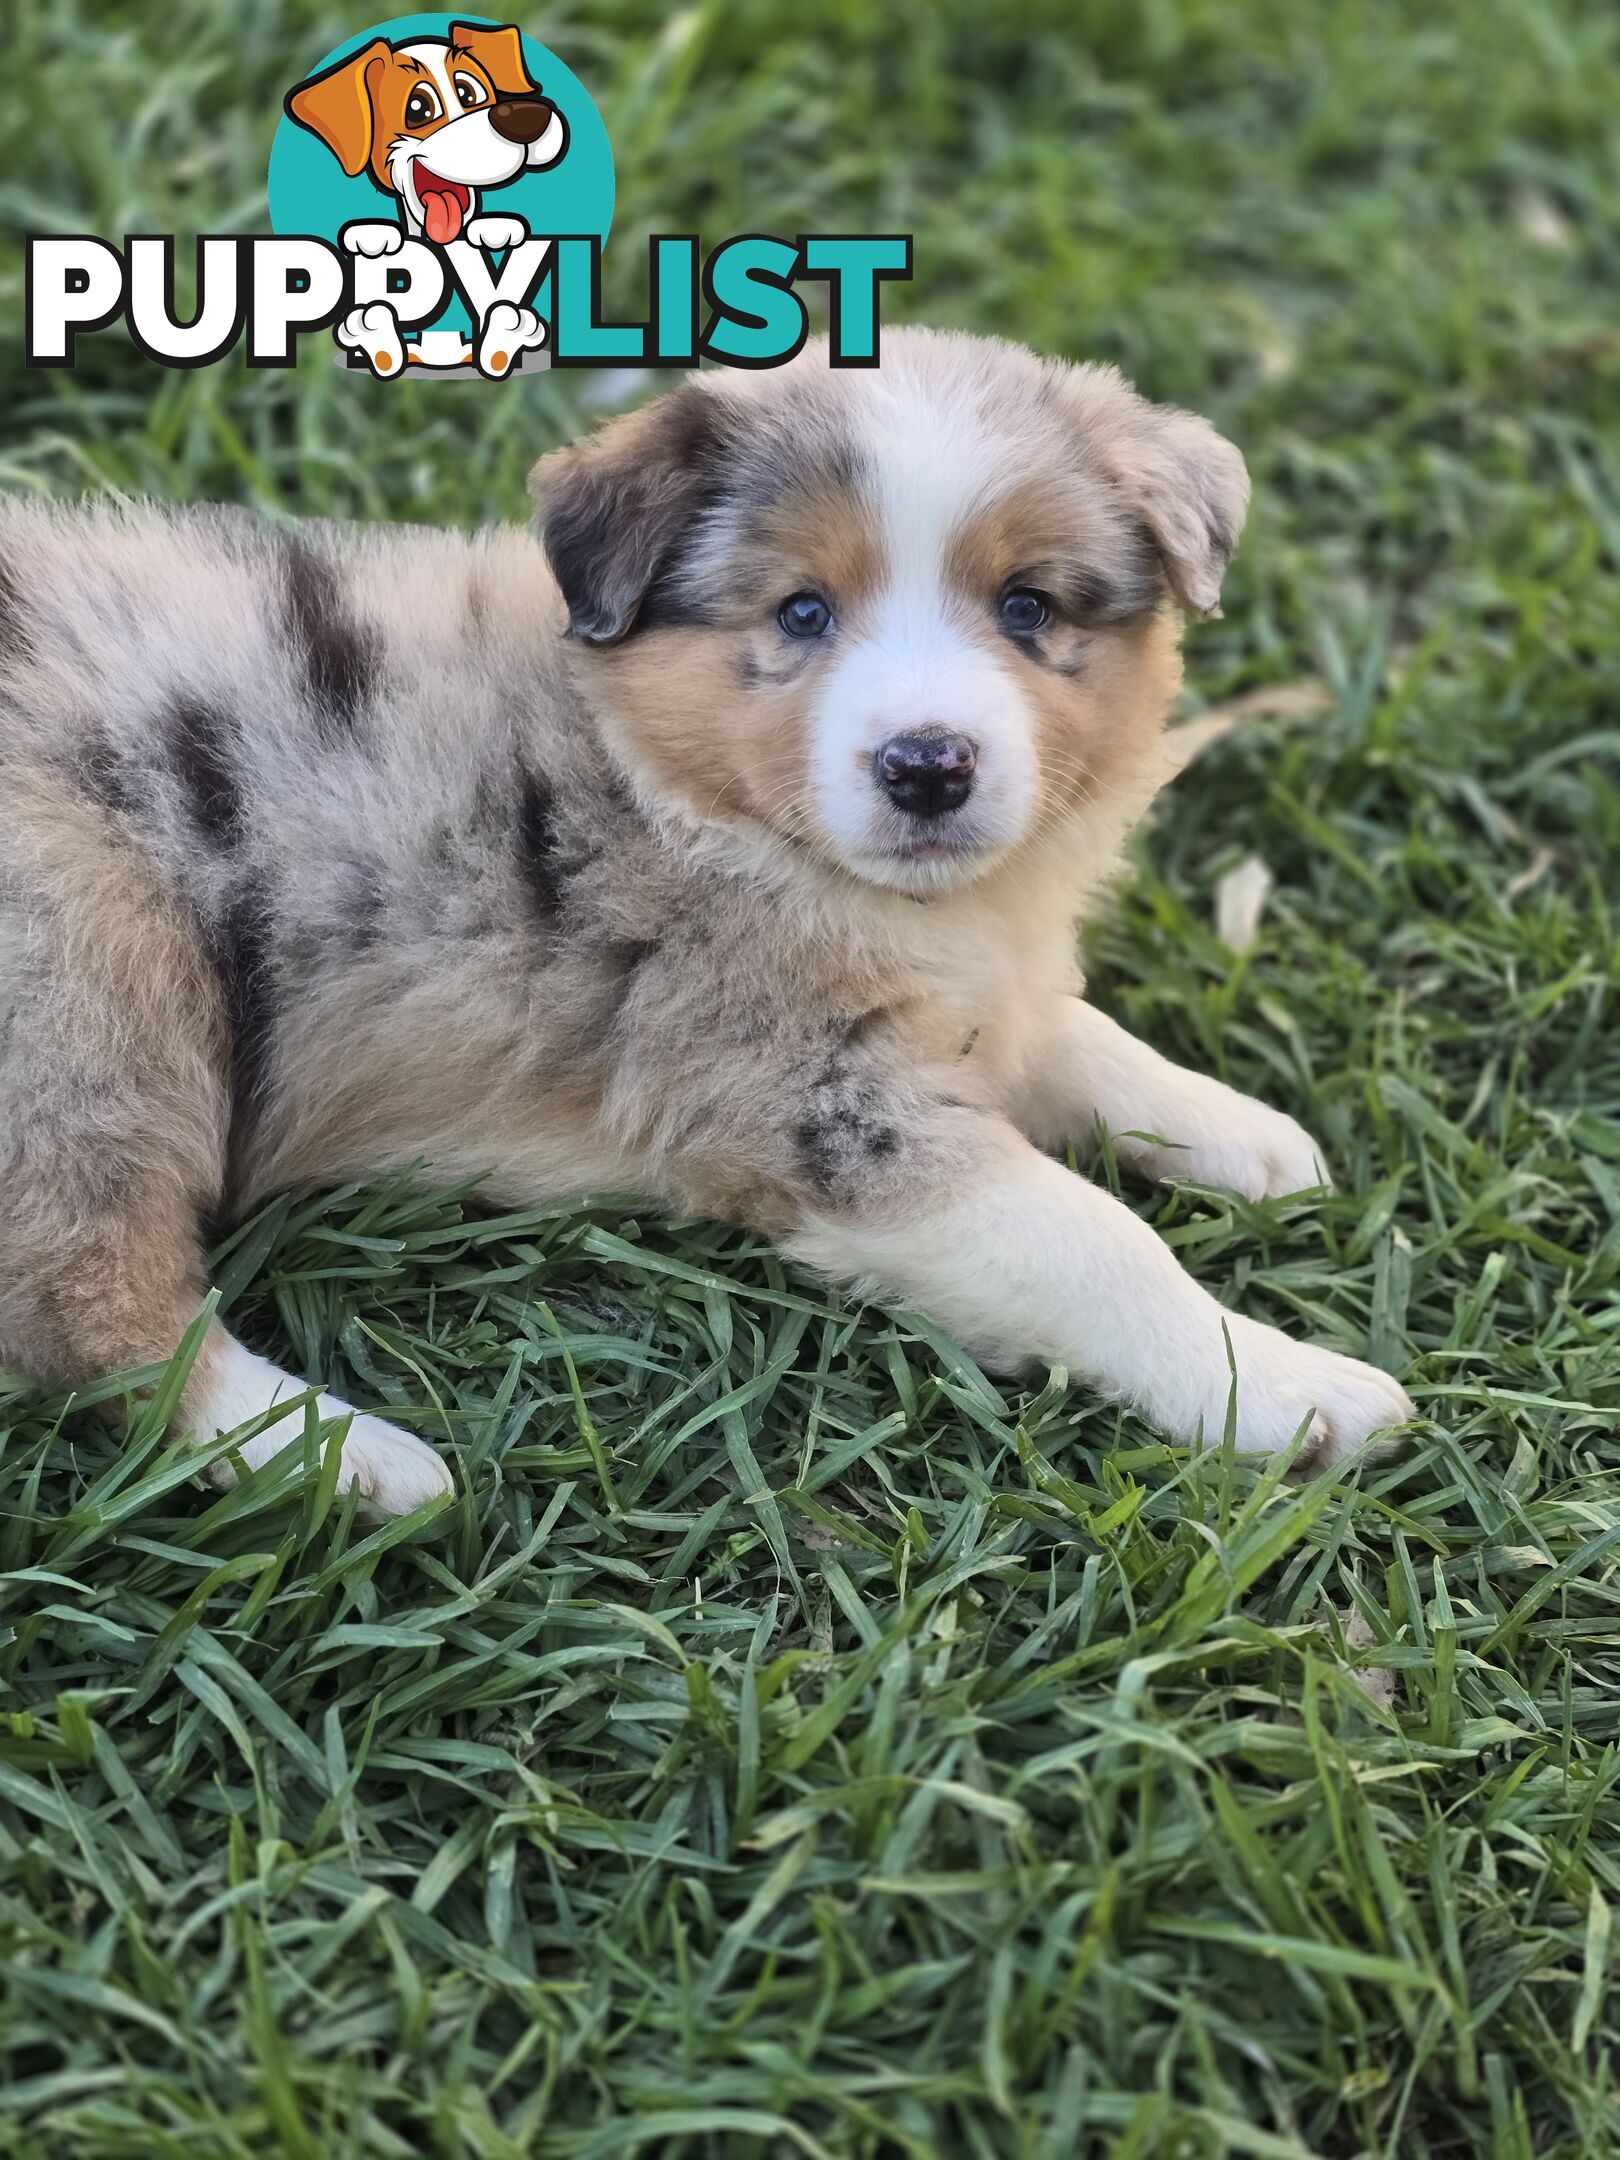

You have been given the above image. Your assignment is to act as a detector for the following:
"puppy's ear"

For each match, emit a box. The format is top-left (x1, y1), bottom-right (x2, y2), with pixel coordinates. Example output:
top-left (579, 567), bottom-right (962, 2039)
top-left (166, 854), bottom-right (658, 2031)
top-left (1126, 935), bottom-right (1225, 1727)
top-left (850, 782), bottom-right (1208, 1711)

top-left (449, 22), bottom-right (536, 96)
top-left (1069, 366), bottom-right (1250, 619)
top-left (531, 385), bottom-right (732, 644)
top-left (285, 39), bottom-right (389, 178)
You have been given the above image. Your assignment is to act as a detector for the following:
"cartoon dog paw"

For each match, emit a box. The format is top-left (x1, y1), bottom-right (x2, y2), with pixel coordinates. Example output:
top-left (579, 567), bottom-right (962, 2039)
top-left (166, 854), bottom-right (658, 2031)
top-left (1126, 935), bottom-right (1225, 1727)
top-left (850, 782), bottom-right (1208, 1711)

top-left (337, 301), bottom-right (405, 378)
top-left (478, 301), bottom-right (547, 379)
top-left (340, 221), bottom-right (404, 258)
top-left (464, 213), bottom-right (529, 253)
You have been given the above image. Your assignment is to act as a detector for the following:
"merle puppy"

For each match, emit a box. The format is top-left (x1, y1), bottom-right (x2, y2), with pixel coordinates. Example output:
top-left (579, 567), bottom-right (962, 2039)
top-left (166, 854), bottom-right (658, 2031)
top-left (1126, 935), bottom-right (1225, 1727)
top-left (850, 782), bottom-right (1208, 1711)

top-left (0, 331), bottom-right (1413, 1509)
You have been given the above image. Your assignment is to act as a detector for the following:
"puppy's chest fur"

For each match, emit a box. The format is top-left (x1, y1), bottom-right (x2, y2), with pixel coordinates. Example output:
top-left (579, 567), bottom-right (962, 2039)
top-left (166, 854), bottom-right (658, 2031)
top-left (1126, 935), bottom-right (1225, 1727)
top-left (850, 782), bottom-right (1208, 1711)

top-left (0, 499), bottom-right (1093, 1218)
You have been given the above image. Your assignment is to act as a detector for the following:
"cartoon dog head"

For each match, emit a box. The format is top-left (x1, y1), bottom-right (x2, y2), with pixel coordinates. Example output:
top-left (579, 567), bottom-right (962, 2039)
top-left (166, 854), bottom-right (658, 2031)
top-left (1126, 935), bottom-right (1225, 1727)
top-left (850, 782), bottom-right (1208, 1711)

top-left (287, 22), bottom-right (567, 244)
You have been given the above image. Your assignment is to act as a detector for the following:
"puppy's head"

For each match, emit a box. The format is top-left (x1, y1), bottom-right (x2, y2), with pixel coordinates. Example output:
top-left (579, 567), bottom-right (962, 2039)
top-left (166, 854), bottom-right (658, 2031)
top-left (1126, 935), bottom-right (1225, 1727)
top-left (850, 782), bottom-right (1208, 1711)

top-left (286, 23), bottom-right (564, 242)
top-left (533, 331), bottom-right (1248, 894)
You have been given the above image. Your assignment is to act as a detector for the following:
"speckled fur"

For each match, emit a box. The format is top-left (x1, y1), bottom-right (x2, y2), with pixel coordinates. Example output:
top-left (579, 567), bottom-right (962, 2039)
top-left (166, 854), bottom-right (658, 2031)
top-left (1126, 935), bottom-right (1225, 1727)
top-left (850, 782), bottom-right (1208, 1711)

top-left (0, 329), bottom-right (1413, 1507)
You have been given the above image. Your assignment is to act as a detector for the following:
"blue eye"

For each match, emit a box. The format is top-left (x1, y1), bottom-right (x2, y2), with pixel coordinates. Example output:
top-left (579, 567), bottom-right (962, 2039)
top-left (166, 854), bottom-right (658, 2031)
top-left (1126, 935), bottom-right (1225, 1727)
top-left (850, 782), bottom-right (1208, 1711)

top-left (778, 591), bottom-right (833, 639)
top-left (1000, 586), bottom-right (1052, 635)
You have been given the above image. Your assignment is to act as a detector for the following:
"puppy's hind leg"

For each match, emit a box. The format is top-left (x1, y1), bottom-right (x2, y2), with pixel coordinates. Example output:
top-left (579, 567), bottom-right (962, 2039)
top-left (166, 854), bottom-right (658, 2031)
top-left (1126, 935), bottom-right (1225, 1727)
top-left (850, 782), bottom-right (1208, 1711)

top-left (0, 788), bottom-right (450, 1515)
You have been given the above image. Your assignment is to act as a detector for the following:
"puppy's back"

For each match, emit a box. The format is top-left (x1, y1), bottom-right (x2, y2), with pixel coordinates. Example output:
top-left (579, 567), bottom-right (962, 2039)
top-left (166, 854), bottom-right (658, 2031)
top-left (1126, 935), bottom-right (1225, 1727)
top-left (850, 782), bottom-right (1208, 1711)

top-left (0, 497), bottom-right (571, 898)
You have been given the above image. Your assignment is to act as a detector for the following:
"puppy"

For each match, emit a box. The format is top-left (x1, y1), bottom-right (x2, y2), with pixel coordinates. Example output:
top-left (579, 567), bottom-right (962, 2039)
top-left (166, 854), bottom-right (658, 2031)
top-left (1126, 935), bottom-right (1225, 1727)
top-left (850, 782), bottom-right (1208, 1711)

top-left (286, 21), bottom-right (567, 248)
top-left (0, 331), bottom-right (1414, 1513)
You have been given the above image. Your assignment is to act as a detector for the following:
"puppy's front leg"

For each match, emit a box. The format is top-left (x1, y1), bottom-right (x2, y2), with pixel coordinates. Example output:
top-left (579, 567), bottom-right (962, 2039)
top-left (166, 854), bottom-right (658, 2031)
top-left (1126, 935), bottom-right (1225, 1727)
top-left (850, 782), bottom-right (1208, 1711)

top-left (784, 1108), bottom-right (1411, 1460)
top-left (1019, 997), bottom-right (1329, 1201)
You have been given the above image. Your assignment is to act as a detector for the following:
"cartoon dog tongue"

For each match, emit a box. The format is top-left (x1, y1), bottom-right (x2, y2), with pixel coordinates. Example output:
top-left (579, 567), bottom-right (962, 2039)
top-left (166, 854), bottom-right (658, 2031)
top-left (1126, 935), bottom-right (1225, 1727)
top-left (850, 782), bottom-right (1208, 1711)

top-left (417, 173), bottom-right (465, 246)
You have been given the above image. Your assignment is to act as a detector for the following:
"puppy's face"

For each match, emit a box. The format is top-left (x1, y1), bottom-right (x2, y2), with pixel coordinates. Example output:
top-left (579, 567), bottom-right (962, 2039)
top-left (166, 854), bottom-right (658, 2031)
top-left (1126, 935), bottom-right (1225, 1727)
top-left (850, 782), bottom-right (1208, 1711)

top-left (286, 23), bottom-right (565, 243)
top-left (534, 332), bottom-right (1248, 894)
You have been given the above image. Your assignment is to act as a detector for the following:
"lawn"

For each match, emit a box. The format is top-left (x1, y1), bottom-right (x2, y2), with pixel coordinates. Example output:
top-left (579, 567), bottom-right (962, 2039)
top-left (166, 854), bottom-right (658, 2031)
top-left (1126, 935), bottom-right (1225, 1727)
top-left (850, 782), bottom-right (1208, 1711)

top-left (2, 0), bottom-right (1618, 2153)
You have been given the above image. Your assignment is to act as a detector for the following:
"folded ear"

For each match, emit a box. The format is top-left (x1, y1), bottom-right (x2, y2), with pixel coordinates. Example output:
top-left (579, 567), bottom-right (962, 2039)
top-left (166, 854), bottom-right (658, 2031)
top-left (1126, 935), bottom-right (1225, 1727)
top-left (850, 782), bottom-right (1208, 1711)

top-left (531, 385), bottom-right (733, 644)
top-left (449, 21), bottom-right (536, 97)
top-left (285, 39), bottom-right (389, 178)
top-left (1069, 366), bottom-right (1250, 619)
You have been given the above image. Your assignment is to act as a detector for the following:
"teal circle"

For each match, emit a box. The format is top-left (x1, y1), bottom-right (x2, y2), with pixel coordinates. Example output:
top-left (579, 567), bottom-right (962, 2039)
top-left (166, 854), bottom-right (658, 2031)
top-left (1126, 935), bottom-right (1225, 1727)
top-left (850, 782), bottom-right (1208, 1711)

top-left (268, 12), bottom-right (613, 337)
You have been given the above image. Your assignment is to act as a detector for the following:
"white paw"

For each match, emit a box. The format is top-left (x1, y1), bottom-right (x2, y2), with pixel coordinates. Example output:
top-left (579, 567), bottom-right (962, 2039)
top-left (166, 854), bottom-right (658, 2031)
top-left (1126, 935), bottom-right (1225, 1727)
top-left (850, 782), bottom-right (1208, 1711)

top-left (336, 301), bottom-right (405, 379)
top-left (1125, 1086), bottom-right (1329, 1201)
top-left (1189, 1314), bottom-right (1415, 1461)
top-left (193, 1342), bottom-right (455, 1515)
top-left (322, 1407), bottom-right (456, 1513)
top-left (341, 221), bottom-right (404, 258)
top-left (464, 213), bottom-right (528, 252)
top-left (210, 1397), bottom-right (453, 1515)
top-left (477, 300), bottom-right (546, 378)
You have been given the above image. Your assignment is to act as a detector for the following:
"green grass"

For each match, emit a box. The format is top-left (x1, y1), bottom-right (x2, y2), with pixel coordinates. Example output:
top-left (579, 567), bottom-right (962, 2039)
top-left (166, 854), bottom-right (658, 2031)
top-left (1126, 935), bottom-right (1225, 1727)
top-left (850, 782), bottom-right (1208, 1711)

top-left (3, 0), bottom-right (1619, 2152)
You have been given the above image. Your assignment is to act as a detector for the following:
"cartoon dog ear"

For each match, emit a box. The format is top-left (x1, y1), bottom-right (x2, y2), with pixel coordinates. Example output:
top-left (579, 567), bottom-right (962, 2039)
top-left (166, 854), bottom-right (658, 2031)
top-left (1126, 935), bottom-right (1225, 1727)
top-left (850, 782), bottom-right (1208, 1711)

top-left (449, 21), bottom-right (537, 97)
top-left (285, 38), bottom-right (389, 178)
top-left (1067, 366), bottom-right (1250, 619)
top-left (532, 385), bottom-right (734, 644)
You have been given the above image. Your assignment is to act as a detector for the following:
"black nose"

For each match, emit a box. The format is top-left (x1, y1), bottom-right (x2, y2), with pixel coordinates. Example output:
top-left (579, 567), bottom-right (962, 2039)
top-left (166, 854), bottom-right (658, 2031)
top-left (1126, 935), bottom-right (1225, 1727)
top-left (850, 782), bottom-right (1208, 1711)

top-left (489, 96), bottom-right (554, 145)
top-left (874, 729), bottom-right (977, 818)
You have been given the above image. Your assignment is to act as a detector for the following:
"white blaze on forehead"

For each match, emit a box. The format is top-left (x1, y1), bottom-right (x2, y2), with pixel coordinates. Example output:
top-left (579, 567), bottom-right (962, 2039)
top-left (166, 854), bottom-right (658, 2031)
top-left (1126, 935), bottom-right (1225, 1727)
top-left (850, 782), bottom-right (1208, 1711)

top-left (856, 369), bottom-right (1007, 599)
top-left (399, 41), bottom-right (457, 102)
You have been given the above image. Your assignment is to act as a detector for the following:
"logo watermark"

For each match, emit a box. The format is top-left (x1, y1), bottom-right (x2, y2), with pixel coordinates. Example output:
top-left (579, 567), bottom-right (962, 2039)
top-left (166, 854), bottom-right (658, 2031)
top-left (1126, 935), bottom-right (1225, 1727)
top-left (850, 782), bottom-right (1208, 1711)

top-left (25, 14), bottom-right (911, 380)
